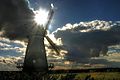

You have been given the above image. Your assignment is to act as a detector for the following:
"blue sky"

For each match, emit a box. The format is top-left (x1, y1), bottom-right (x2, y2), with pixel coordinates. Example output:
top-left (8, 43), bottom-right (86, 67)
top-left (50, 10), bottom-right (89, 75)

top-left (29, 0), bottom-right (120, 31)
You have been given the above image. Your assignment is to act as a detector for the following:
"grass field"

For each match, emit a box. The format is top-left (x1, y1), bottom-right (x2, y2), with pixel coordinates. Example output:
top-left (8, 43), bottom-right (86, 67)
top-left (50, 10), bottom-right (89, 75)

top-left (48, 72), bottom-right (120, 80)
top-left (0, 71), bottom-right (120, 80)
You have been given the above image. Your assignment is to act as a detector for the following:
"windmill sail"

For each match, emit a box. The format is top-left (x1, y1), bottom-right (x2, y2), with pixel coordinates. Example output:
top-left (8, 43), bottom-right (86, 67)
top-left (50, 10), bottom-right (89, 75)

top-left (45, 36), bottom-right (60, 55)
top-left (44, 4), bottom-right (54, 35)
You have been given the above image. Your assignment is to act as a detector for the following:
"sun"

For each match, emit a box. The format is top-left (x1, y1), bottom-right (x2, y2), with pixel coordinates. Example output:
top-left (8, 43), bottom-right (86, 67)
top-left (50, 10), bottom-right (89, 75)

top-left (34, 9), bottom-right (49, 25)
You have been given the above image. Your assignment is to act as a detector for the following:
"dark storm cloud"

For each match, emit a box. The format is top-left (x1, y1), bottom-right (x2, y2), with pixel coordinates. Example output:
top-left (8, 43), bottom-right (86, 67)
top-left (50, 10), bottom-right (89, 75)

top-left (0, 0), bottom-right (35, 40)
top-left (53, 20), bottom-right (120, 61)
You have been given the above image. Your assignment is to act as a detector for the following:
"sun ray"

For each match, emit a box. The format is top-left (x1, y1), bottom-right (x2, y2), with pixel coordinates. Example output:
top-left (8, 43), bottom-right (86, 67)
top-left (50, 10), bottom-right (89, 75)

top-left (34, 9), bottom-right (49, 25)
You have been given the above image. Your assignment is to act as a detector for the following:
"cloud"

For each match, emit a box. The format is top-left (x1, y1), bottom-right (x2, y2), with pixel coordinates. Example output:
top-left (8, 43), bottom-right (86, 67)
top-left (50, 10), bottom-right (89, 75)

top-left (0, 37), bottom-right (63, 71)
top-left (91, 51), bottom-right (120, 67)
top-left (53, 20), bottom-right (120, 61)
top-left (0, 1), bottom-right (120, 69)
top-left (0, 36), bottom-right (66, 70)
top-left (0, 57), bottom-right (21, 71)
top-left (0, 36), bottom-right (120, 70)
top-left (0, 37), bottom-right (26, 57)
top-left (0, 37), bottom-right (26, 71)
top-left (0, 0), bottom-right (35, 40)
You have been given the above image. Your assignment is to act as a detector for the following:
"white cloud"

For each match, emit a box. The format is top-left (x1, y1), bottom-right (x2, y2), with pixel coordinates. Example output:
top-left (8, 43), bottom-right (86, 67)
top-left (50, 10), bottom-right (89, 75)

top-left (52, 20), bottom-right (120, 64)
top-left (0, 37), bottom-right (26, 57)
top-left (0, 37), bottom-right (26, 71)
top-left (0, 57), bottom-right (22, 71)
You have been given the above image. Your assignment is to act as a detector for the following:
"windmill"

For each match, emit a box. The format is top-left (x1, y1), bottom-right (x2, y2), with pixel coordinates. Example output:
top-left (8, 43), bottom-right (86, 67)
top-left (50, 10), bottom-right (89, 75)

top-left (17, 4), bottom-right (60, 72)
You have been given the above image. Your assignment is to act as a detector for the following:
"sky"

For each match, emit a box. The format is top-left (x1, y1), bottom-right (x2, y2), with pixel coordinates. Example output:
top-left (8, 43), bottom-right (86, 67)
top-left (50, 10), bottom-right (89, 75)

top-left (29, 0), bottom-right (120, 31)
top-left (0, 0), bottom-right (120, 70)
